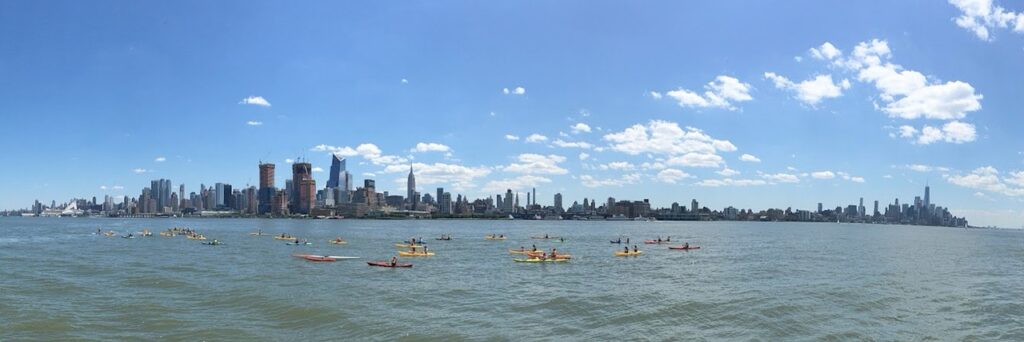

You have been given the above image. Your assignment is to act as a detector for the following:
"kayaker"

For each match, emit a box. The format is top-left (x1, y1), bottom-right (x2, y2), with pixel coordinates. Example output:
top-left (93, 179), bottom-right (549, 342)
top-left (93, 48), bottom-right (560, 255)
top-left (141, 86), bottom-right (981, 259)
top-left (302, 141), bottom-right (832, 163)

top-left (667, 236), bottom-right (671, 242)
top-left (550, 248), bottom-right (557, 258)
top-left (623, 245), bottom-right (629, 253)
top-left (657, 236), bottom-right (662, 243)
top-left (683, 242), bottom-right (689, 249)
top-left (626, 238), bottom-right (630, 244)
top-left (390, 256), bottom-right (398, 267)
top-left (559, 237), bottom-right (564, 242)
top-left (519, 246), bottom-right (525, 252)
top-left (499, 234), bottom-right (504, 238)
top-left (531, 244), bottom-right (537, 252)
top-left (423, 246), bottom-right (429, 255)
top-left (633, 245), bottom-right (639, 253)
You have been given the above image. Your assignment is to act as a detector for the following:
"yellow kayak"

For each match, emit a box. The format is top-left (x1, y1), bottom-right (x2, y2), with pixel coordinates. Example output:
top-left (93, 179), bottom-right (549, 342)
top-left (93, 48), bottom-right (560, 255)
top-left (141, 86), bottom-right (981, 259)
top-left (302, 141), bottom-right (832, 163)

top-left (513, 258), bottom-right (568, 263)
top-left (394, 243), bottom-right (424, 248)
top-left (485, 236), bottom-right (507, 240)
top-left (614, 251), bottom-right (643, 256)
top-left (159, 231), bottom-right (174, 237)
top-left (508, 249), bottom-right (538, 254)
top-left (187, 235), bottom-right (207, 241)
top-left (329, 240), bottom-right (348, 245)
top-left (397, 251), bottom-right (435, 257)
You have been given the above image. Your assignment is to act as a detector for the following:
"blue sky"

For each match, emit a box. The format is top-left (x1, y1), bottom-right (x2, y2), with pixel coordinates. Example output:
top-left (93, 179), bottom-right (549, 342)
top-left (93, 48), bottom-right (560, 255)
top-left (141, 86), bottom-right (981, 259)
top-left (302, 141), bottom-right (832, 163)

top-left (1, 1), bottom-right (1023, 227)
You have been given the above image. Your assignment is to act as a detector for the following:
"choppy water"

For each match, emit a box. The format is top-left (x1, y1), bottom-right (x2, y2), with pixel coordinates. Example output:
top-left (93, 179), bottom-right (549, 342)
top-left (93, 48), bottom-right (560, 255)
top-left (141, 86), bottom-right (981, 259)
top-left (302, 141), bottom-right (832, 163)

top-left (1, 218), bottom-right (1022, 341)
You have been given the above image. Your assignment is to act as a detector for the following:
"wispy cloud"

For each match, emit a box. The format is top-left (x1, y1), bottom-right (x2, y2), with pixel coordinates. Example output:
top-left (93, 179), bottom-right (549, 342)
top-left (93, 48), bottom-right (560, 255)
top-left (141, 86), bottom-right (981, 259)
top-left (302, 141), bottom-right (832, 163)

top-left (239, 95), bottom-right (271, 107)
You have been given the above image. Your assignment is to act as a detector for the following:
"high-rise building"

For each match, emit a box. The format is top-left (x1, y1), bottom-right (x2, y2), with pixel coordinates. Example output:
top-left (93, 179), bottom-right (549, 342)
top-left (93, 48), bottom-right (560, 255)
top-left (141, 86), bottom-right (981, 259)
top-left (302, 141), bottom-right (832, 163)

top-left (327, 155), bottom-right (345, 189)
top-left (258, 162), bottom-right (276, 214)
top-left (873, 200), bottom-right (879, 216)
top-left (924, 184), bottom-right (930, 208)
top-left (691, 199), bottom-right (699, 213)
top-left (504, 189), bottom-right (514, 212)
top-left (407, 165), bottom-right (417, 210)
top-left (292, 161), bottom-right (316, 214)
top-left (215, 183), bottom-right (228, 208)
top-left (554, 193), bottom-right (563, 213)
top-left (817, 202), bottom-right (823, 213)
top-left (532, 188), bottom-right (537, 207)
top-left (439, 192), bottom-right (452, 214)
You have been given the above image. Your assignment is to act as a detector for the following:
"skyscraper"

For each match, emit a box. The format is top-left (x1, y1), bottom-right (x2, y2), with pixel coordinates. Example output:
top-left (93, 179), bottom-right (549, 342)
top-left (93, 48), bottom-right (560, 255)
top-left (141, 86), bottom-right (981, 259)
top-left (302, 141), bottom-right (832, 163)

top-left (258, 162), bottom-right (276, 214)
top-left (532, 188), bottom-right (536, 207)
top-left (327, 155), bottom-right (345, 189)
top-left (407, 165), bottom-right (416, 210)
top-left (554, 193), bottom-right (563, 213)
top-left (691, 199), bottom-right (699, 213)
top-left (292, 161), bottom-right (316, 214)
top-left (924, 184), bottom-right (930, 208)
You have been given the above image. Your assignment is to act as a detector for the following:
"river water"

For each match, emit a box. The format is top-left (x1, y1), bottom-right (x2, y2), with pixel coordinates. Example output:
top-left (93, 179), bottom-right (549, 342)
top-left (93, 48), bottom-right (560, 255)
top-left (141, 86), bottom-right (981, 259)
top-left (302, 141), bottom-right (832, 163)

top-left (1, 218), bottom-right (1022, 340)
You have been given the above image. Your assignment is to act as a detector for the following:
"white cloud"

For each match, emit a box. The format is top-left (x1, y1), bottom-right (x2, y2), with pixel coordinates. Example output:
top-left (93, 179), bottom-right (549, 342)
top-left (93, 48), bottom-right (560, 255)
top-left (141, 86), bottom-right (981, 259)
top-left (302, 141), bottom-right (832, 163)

top-left (312, 167), bottom-right (324, 172)
top-left (640, 162), bottom-right (666, 170)
top-left (649, 91), bottom-right (663, 99)
top-left (946, 166), bottom-right (1024, 196)
top-left (384, 162), bottom-right (493, 192)
top-left (906, 164), bottom-right (935, 172)
top-left (132, 168), bottom-right (148, 174)
top-left (578, 152), bottom-right (590, 160)
top-left (483, 175), bottom-right (551, 193)
top-left (899, 121), bottom-right (977, 145)
top-left (580, 173), bottom-right (641, 188)
top-left (603, 120), bottom-right (737, 156)
top-left (310, 143), bottom-right (407, 165)
top-left (571, 123), bottom-right (592, 134)
top-left (551, 139), bottom-right (593, 149)
top-left (525, 134), bottom-right (548, 143)
top-left (239, 96), bottom-right (271, 107)
top-left (503, 154), bottom-right (568, 175)
top-left (717, 167), bottom-right (740, 177)
top-left (285, 158), bottom-right (294, 164)
top-left (503, 86), bottom-right (526, 95)
top-left (811, 171), bottom-right (836, 179)
top-left (246, 121), bottom-right (263, 126)
top-left (761, 172), bottom-right (800, 183)
top-left (836, 39), bottom-right (983, 121)
top-left (401, 78), bottom-right (409, 84)
top-left (154, 156), bottom-right (166, 162)
top-left (100, 185), bottom-right (125, 191)
top-left (948, 0), bottom-right (1024, 41)
top-left (850, 176), bottom-right (866, 183)
top-left (504, 134), bottom-right (520, 141)
top-left (764, 72), bottom-right (851, 105)
top-left (898, 125), bottom-right (918, 138)
top-left (411, 142), bottom-right (451, 153)
top-left (809, 42), bottom-right (842, 60)
top-left (662, 75), bottom-right (753, 110)
top-left (600, 161), bottom-right (636, 171)
top-left (739, 154), bottom-right (761, 163)
top-left (666, 153), bottom-right (724, 168)
top-left (656, 169), bottom-right (693, 184)
top-left (695, 178), bottom-right (768, 187)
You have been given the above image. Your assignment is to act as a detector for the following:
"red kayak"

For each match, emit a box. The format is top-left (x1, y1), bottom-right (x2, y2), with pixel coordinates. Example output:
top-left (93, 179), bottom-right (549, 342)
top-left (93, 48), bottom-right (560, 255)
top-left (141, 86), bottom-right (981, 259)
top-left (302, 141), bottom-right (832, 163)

top-left (668, 246), bottom-right (701, 250)
top-left (367, 261), bottom-right (413, 268)
top-left (644, 240), bottom-right (671, 244)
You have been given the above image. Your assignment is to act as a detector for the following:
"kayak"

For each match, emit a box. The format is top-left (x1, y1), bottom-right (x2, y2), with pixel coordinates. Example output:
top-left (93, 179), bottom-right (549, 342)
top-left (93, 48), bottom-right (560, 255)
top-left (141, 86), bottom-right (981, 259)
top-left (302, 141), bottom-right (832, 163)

top-left (292, 254), bottom-right (360, 260)
top-left (485, 236), bottom-right (507, 240)
top-left (273, 236), bottom-right (295, 240)
top-left (530, 236), bottom-right (561, 240)
top-left (201, 242), bottom-right (224, 246)
top-left (508, 249), bottom-right (537, 254)
top-left (121, 235), bottom-right (134, 239)
top-left (159, 232), bottom-right (174, 237)
top-left (668, 246), bottom-right (701, 250)
top-left (394, 243), bottom-right (424, 248)
top-left (614, 251), bottom-right (643, 256)
top-left (285, 242), bottom-right (312, 246)
top-left (610, 240), bottom-right (623, 244)
top-left (303, 255), bottom-right (336, 262)
top-left (187, 235), bottom-right (207, 240)
top-left (329, 240), bottom-right (348, 245)
top-left (397, 251), bottom-right (435, 257)
top-left (367, 261), bottom-right (413, 268)
top-left (513, 258), bottom-right (569, 263)
top-left (435, 238), bottom-right (452, 241)
top-left (526, 251), bottom-right (571, 258)
top-left (249, 232), bottom-right (270, 236)
top-left (643, 240), bottom-right (670, 244)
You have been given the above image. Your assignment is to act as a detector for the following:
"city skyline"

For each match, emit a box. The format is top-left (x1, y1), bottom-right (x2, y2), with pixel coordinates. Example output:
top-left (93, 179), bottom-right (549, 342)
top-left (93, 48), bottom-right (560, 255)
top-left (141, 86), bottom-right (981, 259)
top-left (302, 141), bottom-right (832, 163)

top-left (12, 151), bottom-right (968, 230)
top-left (1, 1), bottom-right (1023, 226)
